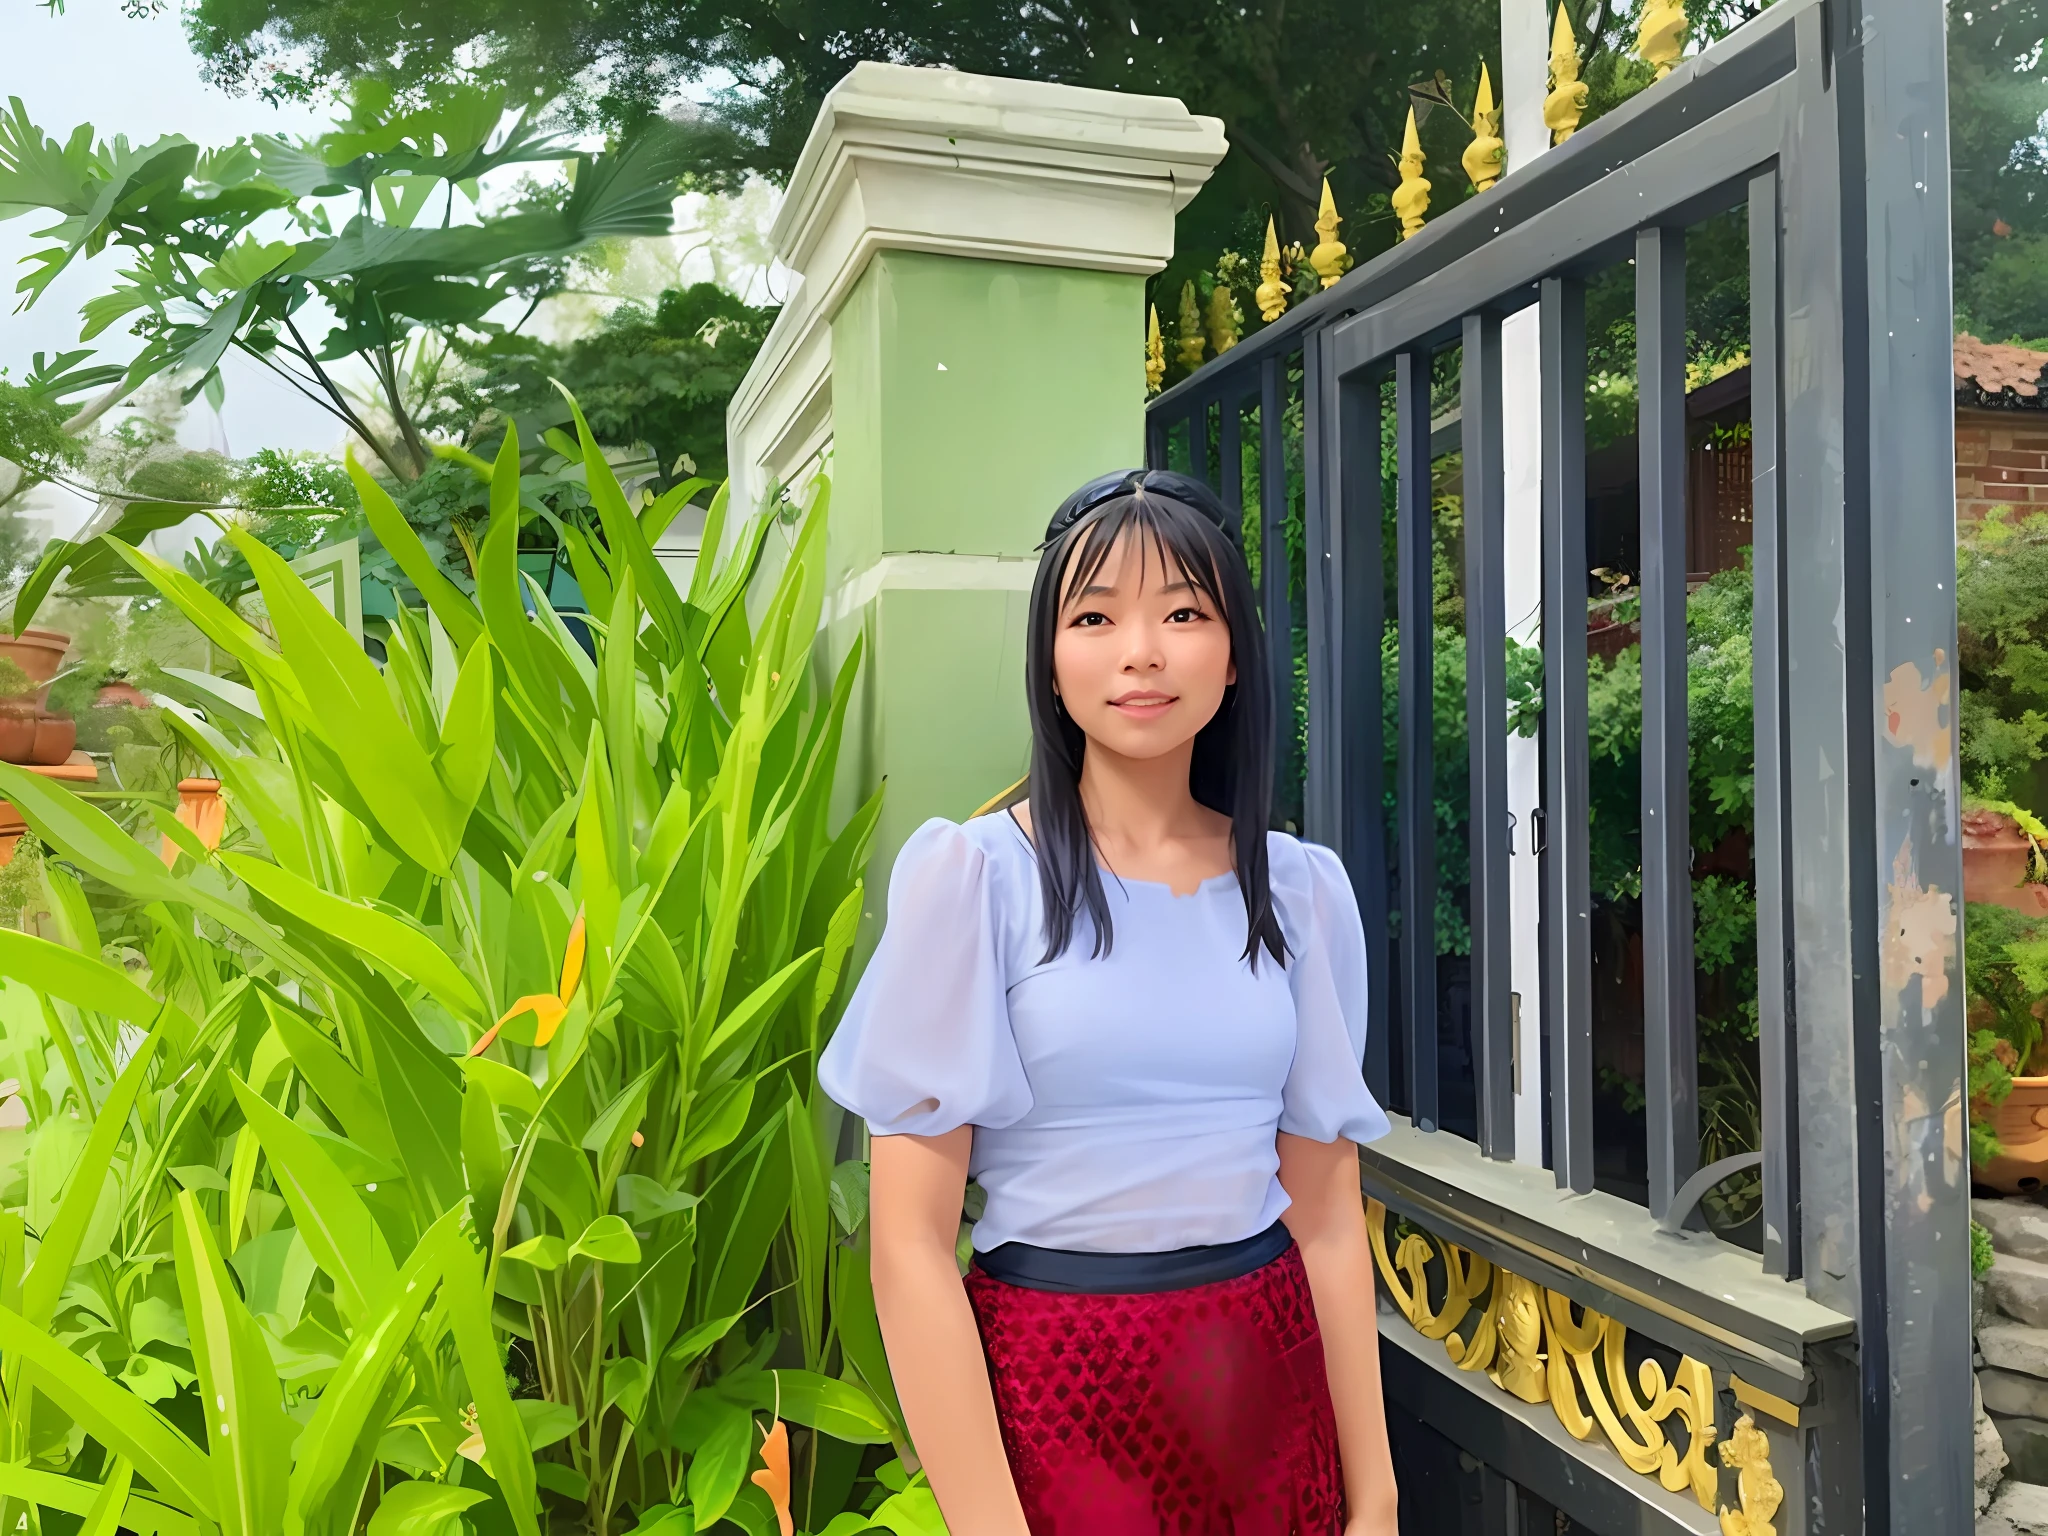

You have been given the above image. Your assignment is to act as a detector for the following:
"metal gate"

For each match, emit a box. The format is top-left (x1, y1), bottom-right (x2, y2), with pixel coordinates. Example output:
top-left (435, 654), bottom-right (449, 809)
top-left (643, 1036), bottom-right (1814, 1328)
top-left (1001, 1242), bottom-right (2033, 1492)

top-left (1147, 0), bottom-right (1966, 1529)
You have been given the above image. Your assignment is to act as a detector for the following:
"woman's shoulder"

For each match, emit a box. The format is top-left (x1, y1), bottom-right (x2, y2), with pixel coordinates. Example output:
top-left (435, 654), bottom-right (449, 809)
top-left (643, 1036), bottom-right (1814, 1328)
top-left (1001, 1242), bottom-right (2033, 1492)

top-left (1261, 828), bottom-right (1348, 886)
top-left (889, 810), bottom-right (1035, 893)
top-left (1261, 830), bottom-right (1358, 940)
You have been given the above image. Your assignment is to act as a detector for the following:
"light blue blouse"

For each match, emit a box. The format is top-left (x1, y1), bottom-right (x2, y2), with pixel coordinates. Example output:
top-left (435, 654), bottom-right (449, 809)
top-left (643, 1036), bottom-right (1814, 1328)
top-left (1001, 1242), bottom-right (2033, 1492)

top-left (818, 812), bottom-right (1390, 1254)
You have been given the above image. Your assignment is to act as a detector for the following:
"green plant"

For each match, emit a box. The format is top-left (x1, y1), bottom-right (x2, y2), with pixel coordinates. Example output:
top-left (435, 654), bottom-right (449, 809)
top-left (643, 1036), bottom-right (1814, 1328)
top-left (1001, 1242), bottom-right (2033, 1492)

top-left (0, 81), bottom-right (692, 485)
top-left (1975, 1218), bottom-right (1998, 1280)
top-left (1973, 1028), bottom-right (2022, 1166)
top-left (1959, 506), bottom-right (2048, 802)
top-left (0, 394), bottom-right (907, 1535)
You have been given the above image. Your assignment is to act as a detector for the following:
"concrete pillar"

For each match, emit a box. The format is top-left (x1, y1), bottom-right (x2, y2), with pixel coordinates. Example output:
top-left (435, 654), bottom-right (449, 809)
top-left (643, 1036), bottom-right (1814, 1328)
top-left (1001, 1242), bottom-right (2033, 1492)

top-left (726, 63), bottom-right (1226, 895)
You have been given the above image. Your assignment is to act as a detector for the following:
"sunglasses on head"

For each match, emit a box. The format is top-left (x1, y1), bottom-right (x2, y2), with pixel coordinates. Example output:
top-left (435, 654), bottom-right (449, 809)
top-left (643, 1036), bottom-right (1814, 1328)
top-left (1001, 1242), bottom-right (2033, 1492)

top-left (1043, 469), bottom-right (1241, 548)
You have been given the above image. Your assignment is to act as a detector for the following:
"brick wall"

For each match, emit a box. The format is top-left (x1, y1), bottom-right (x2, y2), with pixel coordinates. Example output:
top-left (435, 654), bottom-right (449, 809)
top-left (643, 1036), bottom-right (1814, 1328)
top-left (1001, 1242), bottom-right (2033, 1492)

top-left (1958, 406), bottom-right (2048, 525)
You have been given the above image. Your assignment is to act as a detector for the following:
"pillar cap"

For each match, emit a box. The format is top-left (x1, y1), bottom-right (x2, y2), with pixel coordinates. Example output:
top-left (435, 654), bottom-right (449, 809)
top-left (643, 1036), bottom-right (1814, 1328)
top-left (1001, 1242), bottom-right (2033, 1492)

top-left (773, 61), bottom-right (1227, 309)
top-left (729, 61), bottom-right (1225, 510)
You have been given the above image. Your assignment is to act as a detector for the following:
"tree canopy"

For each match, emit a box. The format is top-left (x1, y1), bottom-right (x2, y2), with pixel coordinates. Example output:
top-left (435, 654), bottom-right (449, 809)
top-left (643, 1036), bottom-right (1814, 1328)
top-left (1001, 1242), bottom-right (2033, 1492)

top-left (181, 0), bottom-right (2047, 340)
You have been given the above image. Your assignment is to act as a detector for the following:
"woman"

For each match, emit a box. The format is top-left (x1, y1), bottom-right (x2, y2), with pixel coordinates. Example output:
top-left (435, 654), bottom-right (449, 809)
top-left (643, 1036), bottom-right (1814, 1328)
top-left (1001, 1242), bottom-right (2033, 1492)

top-left (819, 468), bottom-right (1398, 1535)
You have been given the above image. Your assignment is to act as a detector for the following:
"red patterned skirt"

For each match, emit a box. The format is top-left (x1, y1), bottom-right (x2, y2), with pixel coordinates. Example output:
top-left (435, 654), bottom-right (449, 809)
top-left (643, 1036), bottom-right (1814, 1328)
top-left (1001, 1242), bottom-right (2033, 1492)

top-left (964, 1244), bottom-right (1345, 1535)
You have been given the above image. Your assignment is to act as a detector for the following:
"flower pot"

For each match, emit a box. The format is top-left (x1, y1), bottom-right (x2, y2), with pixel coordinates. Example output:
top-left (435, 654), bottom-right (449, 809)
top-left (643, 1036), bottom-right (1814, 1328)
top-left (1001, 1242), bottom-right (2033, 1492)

top-left (1978, 1076), bottom-right (2048, 1193)
top-left (95, 680), bottom-right (151, 710)
top-left (1963, 808), bottom-right (2048, 915)
top-left (29, 714), bottom-right (75, 767)
top-left (0, 629), bottom-right (69, 693)
top-left (0, 701), bottom-right (37, 765)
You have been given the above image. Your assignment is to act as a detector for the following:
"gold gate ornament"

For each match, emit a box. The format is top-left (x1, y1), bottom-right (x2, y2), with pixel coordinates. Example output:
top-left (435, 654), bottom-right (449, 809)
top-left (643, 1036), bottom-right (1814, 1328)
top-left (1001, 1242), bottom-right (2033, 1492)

top-left (1366, 1201), bottom-right (1735, 1516)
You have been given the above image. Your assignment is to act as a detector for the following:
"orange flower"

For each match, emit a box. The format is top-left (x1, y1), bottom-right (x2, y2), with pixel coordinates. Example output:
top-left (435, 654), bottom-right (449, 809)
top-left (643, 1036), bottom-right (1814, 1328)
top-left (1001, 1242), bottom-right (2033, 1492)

top-left (468, 907), bottom-right (585, 1056)
top-left (751, 1419), bottom-right (792, 1536)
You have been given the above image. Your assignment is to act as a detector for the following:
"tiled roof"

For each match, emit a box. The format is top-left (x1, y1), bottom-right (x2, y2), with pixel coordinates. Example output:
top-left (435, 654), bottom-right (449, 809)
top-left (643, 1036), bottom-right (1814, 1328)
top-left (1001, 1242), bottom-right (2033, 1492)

top-left (1957, 333), bottom-right (2048, 405)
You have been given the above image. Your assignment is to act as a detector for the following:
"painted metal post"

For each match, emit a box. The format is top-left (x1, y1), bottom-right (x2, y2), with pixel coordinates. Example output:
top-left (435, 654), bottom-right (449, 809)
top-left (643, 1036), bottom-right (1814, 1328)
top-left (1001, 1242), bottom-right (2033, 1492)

top-left (1464, 310), bottom-right (1515, 1158)
top-left (1395, 348), bottom-right (1439, 1131)
top-left (1636, 225), bottom-right (1698, 1222)
top-left (1539, 276), bottom-right (1592, 1193)
top-left (1834, 0), bottom-right (1970, 1521)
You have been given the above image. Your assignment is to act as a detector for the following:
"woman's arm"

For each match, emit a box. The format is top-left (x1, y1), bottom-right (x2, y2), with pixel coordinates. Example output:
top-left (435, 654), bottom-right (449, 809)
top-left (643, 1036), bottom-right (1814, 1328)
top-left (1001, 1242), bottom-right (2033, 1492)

top-left (868, 1127), bottom-right (1031, 1536)
top-left (1277, 1130), bottom-right (1399, 1535)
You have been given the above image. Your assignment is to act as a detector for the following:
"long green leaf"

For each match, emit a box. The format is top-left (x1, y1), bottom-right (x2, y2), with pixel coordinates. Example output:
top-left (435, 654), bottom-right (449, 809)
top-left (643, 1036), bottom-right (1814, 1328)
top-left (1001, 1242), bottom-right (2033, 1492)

top-left (228, 524), bottom-right (462, 871)
top-left (21, 1025), bottom-right (163, 1328)
top-left (101, 537), bottom-right (300, 702)
top-left (228, 1075), bottom-right (397, 1324)
top-left (434, 635), bottom-right (495, 822)
top-left (350, 453), bottom-right (484, 651)
top-left (284, 1214), bottom-right (452, 1536)
top-left (434, 1225), bottom-right (540, 1536)
top-left (0, 927), bottom-right (161, 1021)
top-left (221, 852), bottom-right (482, 1019)
top-left (172, 1190), bottom-right (291, 1536)
top-left (0, 1460), bottom-right (202, 1535)
top-left (562, 389), bottom-right (688, 665)
top-left (0, 1303), bottom-right (215, 1519)
top-left (263, 992), bottom-right (398, 1161)
top-left (701, 949), bottom-right (819, 1083)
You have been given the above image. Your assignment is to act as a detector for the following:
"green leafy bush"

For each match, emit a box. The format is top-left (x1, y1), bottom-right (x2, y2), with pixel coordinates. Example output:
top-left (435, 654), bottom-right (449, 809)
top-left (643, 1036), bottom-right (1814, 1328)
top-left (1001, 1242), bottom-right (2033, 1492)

top-left (0, 399), bottom-right (919, 1535)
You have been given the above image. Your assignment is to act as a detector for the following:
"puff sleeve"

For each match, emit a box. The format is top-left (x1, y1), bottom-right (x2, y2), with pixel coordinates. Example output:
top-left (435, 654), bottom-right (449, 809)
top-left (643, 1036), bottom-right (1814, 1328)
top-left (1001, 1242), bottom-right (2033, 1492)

top-left (1276, 840), bottom-right (1393, 1145)
top-left (818, 818), bottom-right (1035, 1137)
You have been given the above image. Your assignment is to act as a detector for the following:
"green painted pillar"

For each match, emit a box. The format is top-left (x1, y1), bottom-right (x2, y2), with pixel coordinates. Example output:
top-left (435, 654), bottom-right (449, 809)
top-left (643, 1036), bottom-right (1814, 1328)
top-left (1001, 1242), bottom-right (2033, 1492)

top-left (727, 62), bottom-right (1227, 897)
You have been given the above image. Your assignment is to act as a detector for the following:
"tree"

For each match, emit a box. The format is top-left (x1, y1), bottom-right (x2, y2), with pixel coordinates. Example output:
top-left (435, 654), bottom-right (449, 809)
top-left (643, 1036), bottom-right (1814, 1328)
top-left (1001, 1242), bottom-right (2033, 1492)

top-left (424, 281), bottom-right (775, 487)
top-left (0, 80), bottom-right (696, 484)
top-left (1948, 0), bottom-right (2048, 344)
top-left (184, 0), bottom-right (1517, 254)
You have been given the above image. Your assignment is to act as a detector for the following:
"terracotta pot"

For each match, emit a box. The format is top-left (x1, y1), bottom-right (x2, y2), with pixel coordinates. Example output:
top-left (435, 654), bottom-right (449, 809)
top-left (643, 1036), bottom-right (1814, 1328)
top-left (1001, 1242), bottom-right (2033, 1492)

top-left (0, 629), bottom-right (68, 690)
top-left (0, 701), bottom-right (36, 765)
top-left (1963, 808), bottom-right (2048, 915)
top-left (28, 714), bottom-right (74, 767)
top-left (95, 680), bottom-right (150, 709)
top-left (1980, 1077), bottom-right (2048, 1193)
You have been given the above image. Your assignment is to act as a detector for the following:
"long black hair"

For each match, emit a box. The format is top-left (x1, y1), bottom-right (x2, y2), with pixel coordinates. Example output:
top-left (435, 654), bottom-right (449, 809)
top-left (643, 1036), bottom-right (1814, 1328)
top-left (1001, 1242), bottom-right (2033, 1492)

top-left (1005, 469), bottom-right (1286, 971)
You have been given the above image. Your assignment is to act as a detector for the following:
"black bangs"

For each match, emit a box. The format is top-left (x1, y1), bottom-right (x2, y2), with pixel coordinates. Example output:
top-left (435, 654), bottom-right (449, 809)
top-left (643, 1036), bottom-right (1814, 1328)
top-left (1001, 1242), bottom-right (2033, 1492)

top-left (1011, 488), bottom-right (1287, 972)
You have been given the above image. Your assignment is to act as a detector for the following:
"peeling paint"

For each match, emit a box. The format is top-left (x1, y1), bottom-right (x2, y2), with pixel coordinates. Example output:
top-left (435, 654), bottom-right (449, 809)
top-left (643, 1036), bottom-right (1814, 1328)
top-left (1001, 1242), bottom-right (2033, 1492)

top-left (1883, 648), bottom-right (1954, 776)
top-left (1881, 834), bottom-right (1957, 1010)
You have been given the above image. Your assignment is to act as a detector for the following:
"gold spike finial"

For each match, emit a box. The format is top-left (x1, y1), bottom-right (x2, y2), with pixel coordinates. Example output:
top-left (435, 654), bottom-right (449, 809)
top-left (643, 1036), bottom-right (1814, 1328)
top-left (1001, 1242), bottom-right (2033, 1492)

top-left (1144, 304), bottom-right (1165, 395)
top-left (1635, 0), bottom-right (1687, 80)
top-left (1309, 179), bottom-right (1348, 288)
top-left (1546, 6), bottom-right (1589, 144)
top-left (1392, 111), bottom-right (1432, 241)
top-left (1175, 280), bottom-right (1206, 369)
top-left (1462, 63), bottom-right (1505, 192)
top-left (1204, 280), bottom-right (1241, 356)
top-left (1255, 216), bottom-right (1289, 321)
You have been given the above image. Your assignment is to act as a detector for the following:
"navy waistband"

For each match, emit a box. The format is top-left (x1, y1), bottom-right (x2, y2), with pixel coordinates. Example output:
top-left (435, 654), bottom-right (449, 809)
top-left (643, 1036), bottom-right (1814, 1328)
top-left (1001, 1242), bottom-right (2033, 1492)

top-left (972, 1220), bottom-right (1294, 1295)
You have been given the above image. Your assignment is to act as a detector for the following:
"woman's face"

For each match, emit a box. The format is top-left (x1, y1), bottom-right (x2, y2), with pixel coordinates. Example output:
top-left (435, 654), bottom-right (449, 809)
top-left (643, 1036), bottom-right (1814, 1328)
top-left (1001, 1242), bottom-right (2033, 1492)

top-left (1051, 527), bottom-right (1236, 764)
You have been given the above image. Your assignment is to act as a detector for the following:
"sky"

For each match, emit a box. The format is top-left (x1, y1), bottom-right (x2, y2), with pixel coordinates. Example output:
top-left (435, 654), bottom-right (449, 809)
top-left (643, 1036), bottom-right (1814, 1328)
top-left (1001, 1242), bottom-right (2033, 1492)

top-left (1, 0), bottom-right (341, 542)
top-left (0, 3), bottom-right (786, 548)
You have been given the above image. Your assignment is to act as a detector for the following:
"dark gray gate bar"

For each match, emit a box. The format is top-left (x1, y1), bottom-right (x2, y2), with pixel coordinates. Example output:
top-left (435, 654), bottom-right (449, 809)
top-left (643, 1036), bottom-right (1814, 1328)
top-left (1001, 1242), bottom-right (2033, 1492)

top-left (1303, 335), bottom-right (1332, 844)
top-left (1636, 226), bottom-right (1699, 1223)
top-left (1538, 276), bottom-right (1593, 1193)
top-left (1462, 310), bottom-right (1513, 1159)
top-left (1219, 396), bottom-right (1243, 520)
top-left (1394, 348), bottom-right (1438, 1130)
top-left (1747, 165), bottom-right (1799, 1281)
top-left (1329, 357), bottom-right (1393, 1103)
top-left (1259, 358), bottom-right (1294, 816)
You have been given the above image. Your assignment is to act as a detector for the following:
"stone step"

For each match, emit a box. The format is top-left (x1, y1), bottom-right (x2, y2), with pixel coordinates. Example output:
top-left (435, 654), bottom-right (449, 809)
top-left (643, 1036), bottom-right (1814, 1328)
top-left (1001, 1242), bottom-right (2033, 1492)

top-left (1980, 1198), bottom-right (2048, 1263)
top-left (1992, 1480), bottom-right (2048, 1536)
top-left (1987, 1369), bottom-right (2048, 1420)
top-left (1992, 1254), bottom-right (2048, 1329)
top-left (1983, 1324), bottom-right (2048, 1380)
top-left (1998, 1419), bottom-right (2048, 1486)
